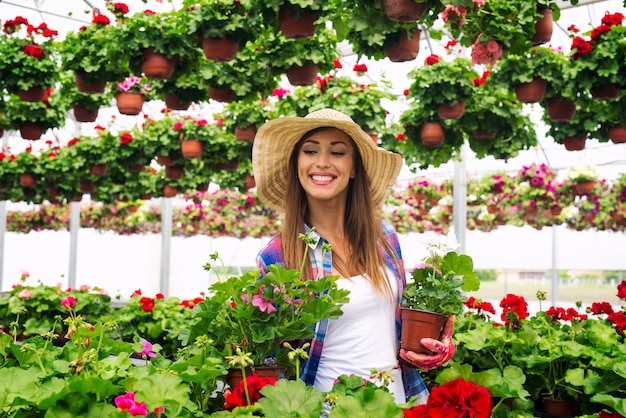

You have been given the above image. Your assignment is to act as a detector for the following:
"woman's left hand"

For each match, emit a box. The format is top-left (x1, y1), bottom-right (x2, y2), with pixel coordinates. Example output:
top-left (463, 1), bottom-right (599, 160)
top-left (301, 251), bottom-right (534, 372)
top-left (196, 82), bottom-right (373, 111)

top-left (399, 316), bottom-right (455, 371)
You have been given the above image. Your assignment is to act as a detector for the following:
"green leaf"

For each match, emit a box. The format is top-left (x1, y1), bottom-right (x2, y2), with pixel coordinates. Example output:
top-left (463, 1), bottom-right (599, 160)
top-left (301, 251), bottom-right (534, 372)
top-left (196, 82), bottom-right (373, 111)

top-left (331, 386), bottom-right (404, 418)
top-left (256, 379), bottom-right (323, 417)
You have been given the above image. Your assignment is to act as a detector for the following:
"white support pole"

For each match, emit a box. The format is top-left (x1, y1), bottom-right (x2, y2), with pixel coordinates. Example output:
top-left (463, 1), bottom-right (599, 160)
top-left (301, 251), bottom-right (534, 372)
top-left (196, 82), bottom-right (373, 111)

top-left (453, 146), bottom-right (468, 254)
top-left (0, 201), bottom-right (6, 290)
top-left (551, 225), bottom-right (559, 306)
top-left (68, 201), bottom-right (80, 290)
top-left (160, 197), bottom-right (173, 297)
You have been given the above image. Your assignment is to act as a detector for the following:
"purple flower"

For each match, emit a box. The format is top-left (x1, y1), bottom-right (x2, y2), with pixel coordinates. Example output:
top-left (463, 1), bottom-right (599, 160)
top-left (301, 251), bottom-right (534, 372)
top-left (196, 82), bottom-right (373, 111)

top-left (138, 340), bottom-right (157, 359)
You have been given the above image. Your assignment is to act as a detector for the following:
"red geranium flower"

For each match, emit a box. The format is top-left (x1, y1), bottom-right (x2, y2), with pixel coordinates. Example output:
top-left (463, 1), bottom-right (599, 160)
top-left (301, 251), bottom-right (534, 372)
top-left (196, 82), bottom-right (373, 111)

top-left (223, 373), bottom-right (277, 410)
top-left (405, 378), bottom-right (492, 418)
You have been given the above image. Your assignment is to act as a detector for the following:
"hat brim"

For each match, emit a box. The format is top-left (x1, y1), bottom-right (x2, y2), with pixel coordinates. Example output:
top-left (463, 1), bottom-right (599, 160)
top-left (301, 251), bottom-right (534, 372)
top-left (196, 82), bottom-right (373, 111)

top-left (252, 114), bottom-right (402, 212)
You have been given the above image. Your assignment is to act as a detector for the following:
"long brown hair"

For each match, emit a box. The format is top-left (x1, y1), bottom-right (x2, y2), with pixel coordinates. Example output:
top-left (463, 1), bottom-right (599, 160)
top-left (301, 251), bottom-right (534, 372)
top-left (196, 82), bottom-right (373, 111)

top-left (279, 128), bottom-right (399, 297)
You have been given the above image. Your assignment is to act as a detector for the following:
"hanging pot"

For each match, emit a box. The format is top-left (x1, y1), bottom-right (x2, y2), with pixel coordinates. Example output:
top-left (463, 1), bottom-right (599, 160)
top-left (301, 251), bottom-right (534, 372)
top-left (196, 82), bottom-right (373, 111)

top-left (79, 180), bottom-right (97, 194)
top-left (514, 77), bottom-right (547, 103)
top-left (89, 163), bottom-right (108, 176)
top-left (141, 48), bottom-right (176, 80)
top-left (278, 6), bottom-right (318, 39)
top-left (420, 122), bottom-right (445, 148)
top-left (19, 123), bottom-right (45, 140)
top-left (234, 125), bottom-right (257, 142)
top-left (75, 73), bottom-right (106, 94)
top-left (73, 105), bottom-right (99, 123)
top-left (19, 173), bottom-right (37, 188)
top-left (400, 307), bottom-right (447, 354)
top-left (472, 131), bottom-right (497, 140)
top-left (286, 62), bottom-right (318, 86)
top-left (164, 93), bottom-right (191, 111)
top-left (17, 85), bottom-right (46, 102)
top-left (608, 125), bottom-right (626, 143)
top-left (244, 174), bottom-right (256, 190)
top-left (165, 165), bottom-right (184, 180)
top-left (437, 101), bottom-right (465, 120)
top-left (220, 160), bottom-right (239, 172)
top-left (201, 36), bottom-right (239, 62)
top-left (531, 7), bottom-right (554, 45)
top-left (562, 135), bottom-right (586, 151)
top-left (116, 92), bottom-right (144, 115)
top-left (208, 86), bottom-right (234, 103)
top-left (382, 0), bottom-right (428, 22)
top-left (546, 96), bottom-right (576, 122)
top-left (590, 84), bottom-right (621, 100)
top-left (157, 155), bottom-right (176, 166)
top-left (181, 139), bottom-right (203, 158)
top-left (127, 164), bottom-right (145, 173)
top-left (384, 29), bottom-right (420, 62)
top-left (163, 184), bottom-right (178, 198)
top-left (574, 181), bottom-right (594, 196)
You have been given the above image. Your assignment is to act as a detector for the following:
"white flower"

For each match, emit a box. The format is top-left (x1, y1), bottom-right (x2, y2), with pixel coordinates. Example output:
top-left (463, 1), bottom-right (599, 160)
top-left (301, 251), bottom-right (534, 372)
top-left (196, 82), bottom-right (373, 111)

top-left (565, 165), bottom-right (597, 182)
top-left (421, 231), bottom-right (459, 258)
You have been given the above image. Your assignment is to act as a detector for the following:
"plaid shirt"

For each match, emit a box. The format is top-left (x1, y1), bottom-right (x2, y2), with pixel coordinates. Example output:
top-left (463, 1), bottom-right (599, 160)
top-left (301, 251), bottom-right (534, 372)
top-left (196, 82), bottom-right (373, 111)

top-left (255, 221), bottom-right (429, 404)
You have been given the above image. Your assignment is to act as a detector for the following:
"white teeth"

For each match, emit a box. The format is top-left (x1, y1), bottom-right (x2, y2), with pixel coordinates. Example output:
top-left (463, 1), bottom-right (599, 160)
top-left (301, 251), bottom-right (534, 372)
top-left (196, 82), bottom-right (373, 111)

top-left (312, 175), bottom-right (333, 182)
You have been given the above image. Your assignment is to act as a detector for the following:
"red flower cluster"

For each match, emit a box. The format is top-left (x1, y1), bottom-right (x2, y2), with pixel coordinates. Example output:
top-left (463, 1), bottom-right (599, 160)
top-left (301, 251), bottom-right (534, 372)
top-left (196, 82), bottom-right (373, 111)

top-left (587, 302), bottom-right (614, 315)
top-left (138, 293), bottom-right (164, 312)
top-left (353, 63), bottom-right (368, 73)
top-left (223, 373), bottom-right (277, 410)
top-left (500, 294), bottom-right (529, 329)
top-left (92, 14), bottom-right (111, 26)
top-left (599, 411), bottom-right (625, 418)
top-left (617, 280), bottom-right (626, 299)
top-left (404, 378), bottom-right (492, 418)
top-left (424, 54), bottom-right (440, 66)
top-left (120, 132), bottom-right (133, 145)
top-left (545, 306), bottom-right (588, 322)
top-left (473, 70), bottom-right (490, 86)
top-left (464, 296), bottom-right (496, 314)
top-left (23, 44), bottom-right (44, 59)
top-left (572, 12), bottom-right (624, 59)
top-left (180, 297), bottom-right (205, 308)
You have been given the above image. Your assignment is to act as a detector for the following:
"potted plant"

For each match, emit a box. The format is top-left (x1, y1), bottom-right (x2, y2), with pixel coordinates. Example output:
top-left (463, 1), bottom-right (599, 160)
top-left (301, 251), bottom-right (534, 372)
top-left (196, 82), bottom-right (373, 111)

top-left (0, 16), bottom-right (59, 98)
top-left (221, 93), bottom-right (274, 141)
top-left (114, 74), bottom-right (154, 115)
top-left (401, 231), bottom-right (480, 354)
top-left (256, 0), bottom-right (334, 39)
top-left (150, 48), bottom-right (209, 109)
top-left (4, 93), bottom-right (66, 140)
top-left (564, 164), bottom-right (600, 196)
top-left (405, 55), bottom-right (478, 119)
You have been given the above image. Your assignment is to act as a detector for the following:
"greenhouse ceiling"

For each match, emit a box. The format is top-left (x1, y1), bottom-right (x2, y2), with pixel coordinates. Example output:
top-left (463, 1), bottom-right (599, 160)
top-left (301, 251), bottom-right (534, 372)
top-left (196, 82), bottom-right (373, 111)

top-left (1, 0), bottom-right (625, 182)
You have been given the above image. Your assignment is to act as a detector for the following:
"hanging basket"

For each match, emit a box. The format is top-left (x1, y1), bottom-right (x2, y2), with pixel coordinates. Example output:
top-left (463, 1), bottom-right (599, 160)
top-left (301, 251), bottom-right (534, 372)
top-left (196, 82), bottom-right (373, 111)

top-left (278, 6), bottom-right (318, 39)
top-left (472, 131), bottom-right (498, 140)
top-left (420, 122), bottom-right (445, 148)
top-left (163, 184), bottom-right (178, 198)
top-left (437, 101), bottom-right (465, 120)
top-left (116, 92), bottom-right (144, 115)
top-left (514, 77), bottom-right (547, 103)
top-left (531, 7), bottom-right (554, 45)
top-left (75, 73), bottom-right (106, 94)
top-left (17, 85), bottom-right (46, 102)
top-left (19, 173), bottom-right (37, 188)
top-left (157, 155), bottom-right (176, 166)
top-left (127, 164), bottom-right (145, 173)
top-left (381, 0), bottom-right (428, 22)
top-left (574, 181), bottom-right (594, 196)
top-left (384, 29), bottom-right (420, 62)
top-left (590, 85), bottom-right (621, 100)
top-left (609, 125), bottom-right (626, 144)
top-left (208, 86), bottom-right (234, 103)
top-left (165, 165), bottom-right (184, 180)
top-left (286, 62), bottom-right (318, 86)
top-left (562, 135), bottom-right (586, 151)
top-left (244, 174), bottom-right (256, 190)
top-left (181, 139), bottom-right (203, 158)
top-left (89, 163), bottom-right (108, 176)
top-left (141, 48), bottom-right (176, 80)
top-left (220, 160), bottom-right (240, 172)
top-left (201, 36), bottom-right (239, 62)
top-left (546, 96), bottom-right (576, 122)
top-left (79, 180), bottom-right (97, 194)
top-left (73, 105), bottom-right (99, 123)
top-left (234, 125), bottom-right (257, 142)
top-left (19, 123), bottom-right (45, 140)
top-left (164, 93), bottom-right (191, 111)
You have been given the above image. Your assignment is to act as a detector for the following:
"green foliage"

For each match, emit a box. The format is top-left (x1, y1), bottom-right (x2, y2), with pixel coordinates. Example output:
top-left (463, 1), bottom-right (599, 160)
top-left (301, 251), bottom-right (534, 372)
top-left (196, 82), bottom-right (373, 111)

top-left (182, 0), bottom-right (261, 45)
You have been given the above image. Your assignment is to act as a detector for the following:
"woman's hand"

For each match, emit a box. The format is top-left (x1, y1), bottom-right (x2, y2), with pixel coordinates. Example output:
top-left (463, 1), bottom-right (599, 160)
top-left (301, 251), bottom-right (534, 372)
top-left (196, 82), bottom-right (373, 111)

top-left (399, 316), bottom-right (455, 371)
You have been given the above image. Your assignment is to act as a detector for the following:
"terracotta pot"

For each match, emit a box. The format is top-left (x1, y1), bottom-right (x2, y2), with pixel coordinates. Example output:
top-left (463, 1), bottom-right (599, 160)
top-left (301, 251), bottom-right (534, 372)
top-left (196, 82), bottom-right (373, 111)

top-left (227, 366), bottom-right (283, 389)
top-left (574, 180), bottom-right (594, 196)
top-left (437, 101), bottom-right (465, 120)
top-left (608, 125), bottom-right (626, 144)
top-left (196, 182), bottom-right (210, 192)
top-left (244, 174), bottom-right (256, 190)
top-left (221, 160), bottom-right (240, 171)
top-left (17, 85), bottom-right (45, 102)
top-left (19, 173), bottom-right (37, 188)
top-left (73, 105), bottom-right (99, 123)
top-left (141, 48), bottom-right (176, 80)
top-left (420, 122), bottom-right (445, 148)
top-left (75, 73), bottom-right (106, 94)
top-left (165, 165), bottom-right (184, 180)
top-left (163, 184), bottom-right (178, 198)
top-left (278, 6), bottom-right (318, 39)
top-left (157, 155), bottom-right (176, 166)
top-left (514, 77), bottom-right (547, 103)
top-left (546, 96), bottom-right (576, 122)
top-left (384, 29), bottom-right (420, 62)
top-left (590, 84), bottom-right (621, 100)
top-left (164, 93), bottom-right (191, 111)
top-left (562, 135), bottom-right (586, 151)
top-left (382, 0), bottom-right (428, 22)
top-left (19, 123), bottom-right (45, 140)
top-left (139, 193), bottom-right (153, 200)
top-left (201, 36), bottom-right (239, 62)
top-left (286, 62), bottom-right (319, 86)
top-left (531, 8), bottom-right (554, 45)
top-left (127, 164), bottom-right (145, 173)
top-left (181, 139), bottom-right (203, 158)
top-left (472, 130), bottom-right (497, 140)
top-left (47, 186), bottom-right (60, 198)
top-left (208, 86), bottom-right (234, 103)
top-left (89, 163), bottom-right (108, 176)
top-left (79, 180), bottom-right (97, 194)
top-left (234, 125), bottom-right (257, 142)
top-left (400, 307), bottom-right (447, 354)
top-left (542, 398), bottom-right (578, 417)
top-left (116, 92), bottom-right (144, 115)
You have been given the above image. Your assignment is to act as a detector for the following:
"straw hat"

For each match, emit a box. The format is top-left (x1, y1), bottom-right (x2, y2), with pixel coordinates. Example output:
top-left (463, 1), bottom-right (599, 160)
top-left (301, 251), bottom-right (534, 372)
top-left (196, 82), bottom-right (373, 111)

top-left (252, 108), bottom-right (402, 212)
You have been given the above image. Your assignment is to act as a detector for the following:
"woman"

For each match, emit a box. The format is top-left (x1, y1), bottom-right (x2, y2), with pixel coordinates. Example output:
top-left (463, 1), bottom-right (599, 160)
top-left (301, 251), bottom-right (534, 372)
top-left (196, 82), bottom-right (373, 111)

top-left (252, 109), bottom-right (454, 404)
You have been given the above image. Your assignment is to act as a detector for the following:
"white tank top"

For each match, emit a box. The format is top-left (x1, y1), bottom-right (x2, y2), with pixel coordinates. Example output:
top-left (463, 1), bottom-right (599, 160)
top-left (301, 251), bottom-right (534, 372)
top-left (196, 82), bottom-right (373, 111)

top-left (313, 267), bottom-right (406, 403)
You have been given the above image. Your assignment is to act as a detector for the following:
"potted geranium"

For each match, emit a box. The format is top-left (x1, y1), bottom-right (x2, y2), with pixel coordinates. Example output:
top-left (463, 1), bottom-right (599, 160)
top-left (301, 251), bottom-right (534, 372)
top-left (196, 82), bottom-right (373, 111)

top-left (115, 74), bottom-right (153, 115)
top-left (564, 164), bottom-right (600, 196)
top-left (4, 92), bottom-right (66, 140)
top-left (401, 231), bottom-right (480, 354)
top-left (221, 93), bottom-right (274, 141)
top-left (256, 0), bottom-right (334, 39)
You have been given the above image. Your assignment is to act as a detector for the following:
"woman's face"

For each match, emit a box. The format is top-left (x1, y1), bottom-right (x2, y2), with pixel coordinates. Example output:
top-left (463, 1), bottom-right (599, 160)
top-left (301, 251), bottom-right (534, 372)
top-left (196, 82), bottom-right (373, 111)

top-left (297, 128), bottom-right (355, 206)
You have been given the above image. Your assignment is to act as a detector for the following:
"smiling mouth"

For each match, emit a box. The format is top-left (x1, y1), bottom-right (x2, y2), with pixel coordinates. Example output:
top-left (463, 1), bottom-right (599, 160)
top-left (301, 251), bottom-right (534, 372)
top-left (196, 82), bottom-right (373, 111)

top-left (311, 175), bottom-right (335, 182)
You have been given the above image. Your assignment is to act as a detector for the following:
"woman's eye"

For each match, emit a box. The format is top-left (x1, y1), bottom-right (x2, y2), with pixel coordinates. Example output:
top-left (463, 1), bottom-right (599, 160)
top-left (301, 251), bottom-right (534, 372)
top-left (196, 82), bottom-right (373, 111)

top-left (331, 151), bottom-right (346, 156)
top-left (302, 150), bottom-right (316, 155)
